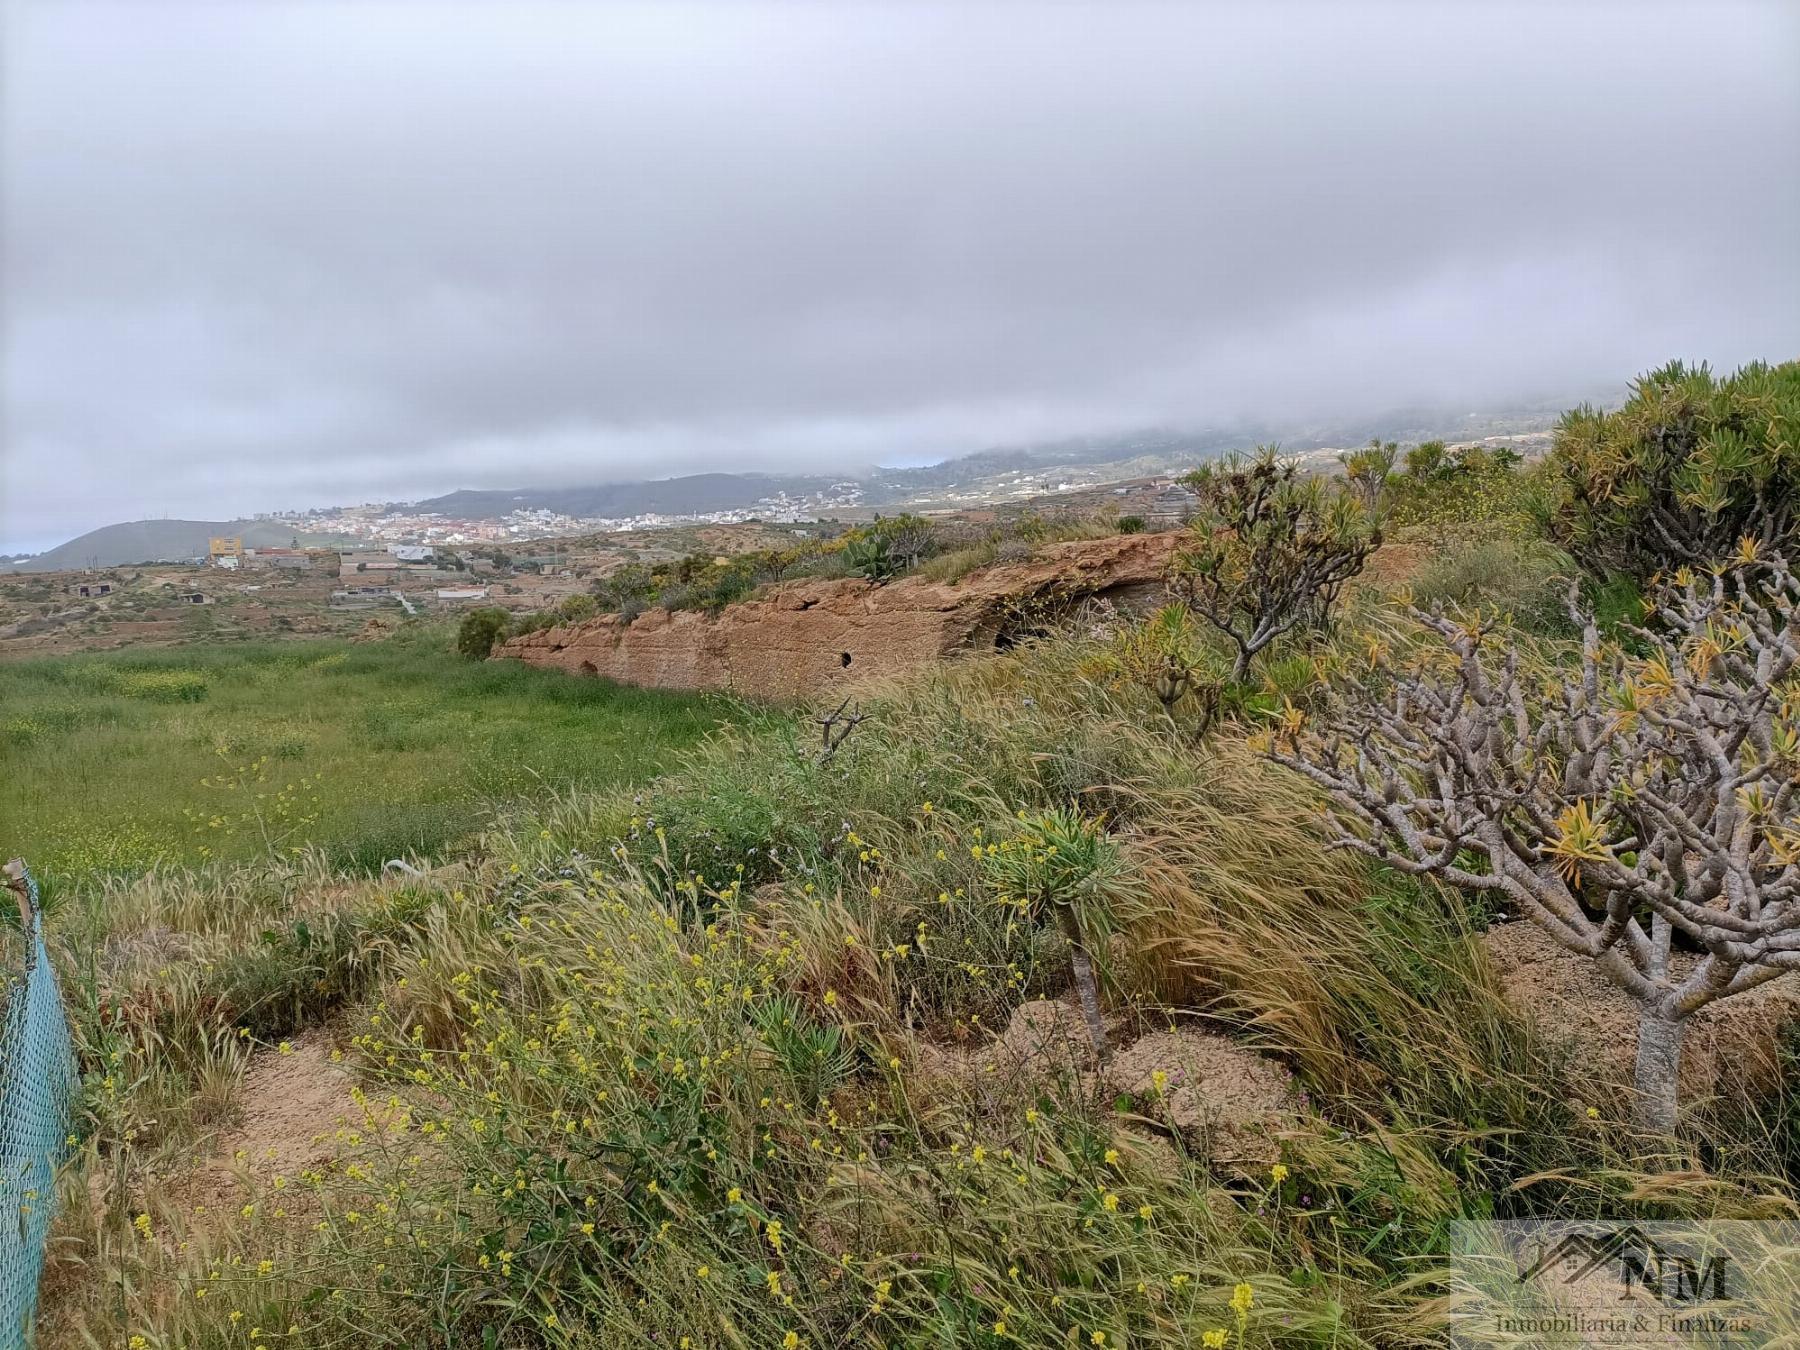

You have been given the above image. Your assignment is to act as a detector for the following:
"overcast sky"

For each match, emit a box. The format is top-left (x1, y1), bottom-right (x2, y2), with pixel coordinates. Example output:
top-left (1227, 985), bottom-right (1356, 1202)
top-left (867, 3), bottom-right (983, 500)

top-left (3, 2), bottom-right (1797, 552)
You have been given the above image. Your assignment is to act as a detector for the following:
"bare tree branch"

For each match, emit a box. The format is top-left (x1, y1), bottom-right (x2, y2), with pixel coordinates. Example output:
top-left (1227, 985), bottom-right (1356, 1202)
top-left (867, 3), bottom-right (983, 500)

top-left (816, 697), bottom-right (867, 764)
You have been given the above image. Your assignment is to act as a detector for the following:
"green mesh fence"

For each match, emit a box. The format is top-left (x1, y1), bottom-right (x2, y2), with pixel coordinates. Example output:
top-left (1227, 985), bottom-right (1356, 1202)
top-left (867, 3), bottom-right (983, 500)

top-left (0, 863), bottom-right (77, 1348)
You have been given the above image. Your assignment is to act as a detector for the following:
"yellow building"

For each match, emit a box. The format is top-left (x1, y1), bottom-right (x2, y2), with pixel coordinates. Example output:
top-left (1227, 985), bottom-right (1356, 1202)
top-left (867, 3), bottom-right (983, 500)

top-left (208, 536), bottom-right (243, 560)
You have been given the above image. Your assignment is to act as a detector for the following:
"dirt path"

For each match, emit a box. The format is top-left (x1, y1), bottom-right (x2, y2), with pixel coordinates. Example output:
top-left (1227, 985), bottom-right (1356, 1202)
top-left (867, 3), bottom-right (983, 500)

top-left (37, 1032), bottom-right (360, 1348)
top-left (174, 1030), bottom-right (359, 1213)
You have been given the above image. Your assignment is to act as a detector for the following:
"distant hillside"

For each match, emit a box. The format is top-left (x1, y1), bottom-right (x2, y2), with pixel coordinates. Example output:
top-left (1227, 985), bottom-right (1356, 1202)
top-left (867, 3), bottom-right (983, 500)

top-left (417, 472), bottom-right (844, 520)
top-left (863, 428), bottom-right (1255, 501)
top-left (24, 404), bottom-right (1573, 569)
top-left (11, 519), bottom-right (345, 571)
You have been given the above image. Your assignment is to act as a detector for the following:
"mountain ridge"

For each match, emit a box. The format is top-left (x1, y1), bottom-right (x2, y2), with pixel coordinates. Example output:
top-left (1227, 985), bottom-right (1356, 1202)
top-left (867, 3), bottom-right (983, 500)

top-left (14, 404), bottom-right (1572, 570)
top-left (414, 471), bottom-right (844, 519)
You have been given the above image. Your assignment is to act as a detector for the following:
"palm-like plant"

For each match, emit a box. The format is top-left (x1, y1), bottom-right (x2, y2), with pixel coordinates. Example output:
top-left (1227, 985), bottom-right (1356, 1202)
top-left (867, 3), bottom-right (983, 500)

top-left (1339, 438), bottom-right (1397, 512)
top-left (983, 808), bottom-right (1133, 1062)
top-left (754, 994), bottom-right (855, 1104)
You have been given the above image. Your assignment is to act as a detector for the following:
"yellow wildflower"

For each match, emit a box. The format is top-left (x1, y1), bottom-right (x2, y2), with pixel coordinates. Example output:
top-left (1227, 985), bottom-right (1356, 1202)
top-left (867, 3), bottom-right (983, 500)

top-left (1232, 1282), bottom-right (1254, 1317)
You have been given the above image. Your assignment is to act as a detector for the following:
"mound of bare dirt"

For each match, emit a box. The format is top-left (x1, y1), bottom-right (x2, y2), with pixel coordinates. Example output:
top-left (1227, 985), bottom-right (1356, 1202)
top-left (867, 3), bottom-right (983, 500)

top-left (1355, 540), bottom-right (1429, 590)
top-left (1104, 1028), bottom-right (1295, 1166)
top-left (1481, 921), bottom-right (1800, 1105)
top-left (913, 998), bottom-right (1294, 1168)
top-left (992, 998), bottom-right (1107, 1073)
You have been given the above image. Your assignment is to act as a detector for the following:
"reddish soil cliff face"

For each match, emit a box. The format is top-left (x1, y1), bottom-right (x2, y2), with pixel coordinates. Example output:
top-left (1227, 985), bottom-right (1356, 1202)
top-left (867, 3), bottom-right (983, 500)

top-left (494, 532), bottom-right (1178, 700)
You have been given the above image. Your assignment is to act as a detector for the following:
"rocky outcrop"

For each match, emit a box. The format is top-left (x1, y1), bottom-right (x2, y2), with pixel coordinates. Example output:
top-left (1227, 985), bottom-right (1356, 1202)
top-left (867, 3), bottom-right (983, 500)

top-left (494, 531), bottom-right (1178, 700)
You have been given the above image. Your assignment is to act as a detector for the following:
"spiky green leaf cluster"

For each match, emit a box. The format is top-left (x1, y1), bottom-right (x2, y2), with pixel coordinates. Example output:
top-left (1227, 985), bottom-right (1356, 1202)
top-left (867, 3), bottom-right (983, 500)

top-left (1547, 359), bottom-right (1799, 579)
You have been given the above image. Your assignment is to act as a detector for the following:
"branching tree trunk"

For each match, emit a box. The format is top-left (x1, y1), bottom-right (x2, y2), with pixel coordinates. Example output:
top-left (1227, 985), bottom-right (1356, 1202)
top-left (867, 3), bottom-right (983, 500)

top-left (1269, 552), bottom-right (1800, 1134)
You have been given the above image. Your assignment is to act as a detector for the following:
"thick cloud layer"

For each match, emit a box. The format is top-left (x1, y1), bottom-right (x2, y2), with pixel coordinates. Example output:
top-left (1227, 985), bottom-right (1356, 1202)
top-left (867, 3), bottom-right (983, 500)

top-left (4, 1), bottom-right (1797, 550)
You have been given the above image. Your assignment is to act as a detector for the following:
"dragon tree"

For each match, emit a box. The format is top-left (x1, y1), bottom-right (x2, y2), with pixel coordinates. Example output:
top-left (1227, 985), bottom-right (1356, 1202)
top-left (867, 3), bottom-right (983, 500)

top-left (1270, 550), bottom-right (1800, 1134)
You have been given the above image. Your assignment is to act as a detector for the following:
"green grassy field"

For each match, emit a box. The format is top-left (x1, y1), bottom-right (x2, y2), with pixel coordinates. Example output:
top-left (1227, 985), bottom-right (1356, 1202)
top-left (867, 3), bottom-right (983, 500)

top-left (0, 625), bottom-right (741, 883)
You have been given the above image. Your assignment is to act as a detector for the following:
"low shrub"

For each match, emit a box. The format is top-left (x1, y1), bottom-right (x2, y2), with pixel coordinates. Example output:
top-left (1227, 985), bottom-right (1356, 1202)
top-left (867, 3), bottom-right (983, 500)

top-left (1409, 532), bottom-right (1574, 633)
top-left (117, 669), bottom-right (209, 703)
top-left (919, 541), bottom-right (998, 583)
top-left (1545, 358), bottom-right (1800, 579)
top-left (455, 606), bottom-right (511, 659)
